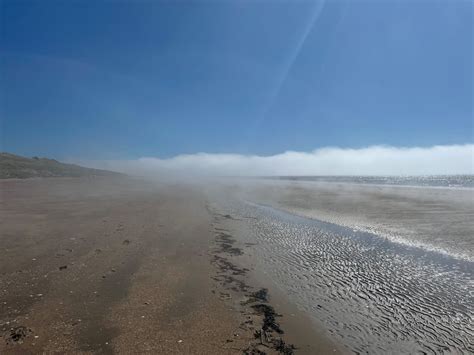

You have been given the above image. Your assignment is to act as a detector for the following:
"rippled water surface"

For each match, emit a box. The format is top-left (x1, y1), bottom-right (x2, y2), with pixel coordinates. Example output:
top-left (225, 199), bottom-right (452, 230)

top-left (268, 175), bottom-right (474, 188)
top-left (217, 198), bottom-right (474, 354)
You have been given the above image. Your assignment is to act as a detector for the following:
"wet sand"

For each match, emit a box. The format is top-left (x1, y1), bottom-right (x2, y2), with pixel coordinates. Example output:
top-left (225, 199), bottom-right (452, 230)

top-left (205, 180), bottom-right (473, 353)
top-left (231, 179), bottom-right (474, 261)
top-left (0, 177), bottom-right (338, 354)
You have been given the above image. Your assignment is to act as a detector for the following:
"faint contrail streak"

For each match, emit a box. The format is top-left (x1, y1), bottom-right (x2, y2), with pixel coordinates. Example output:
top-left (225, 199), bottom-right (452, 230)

top-left (249, 0), bottom-right (327, 133)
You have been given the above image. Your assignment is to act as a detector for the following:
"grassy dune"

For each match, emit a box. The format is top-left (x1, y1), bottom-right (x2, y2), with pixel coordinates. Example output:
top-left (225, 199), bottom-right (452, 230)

top-left (0, 152), bottom-right (120, 179)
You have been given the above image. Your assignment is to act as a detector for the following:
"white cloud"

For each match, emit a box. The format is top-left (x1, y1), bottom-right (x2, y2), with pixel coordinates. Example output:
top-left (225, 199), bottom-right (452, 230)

top-left (73, 144), bottom-right (474, 177)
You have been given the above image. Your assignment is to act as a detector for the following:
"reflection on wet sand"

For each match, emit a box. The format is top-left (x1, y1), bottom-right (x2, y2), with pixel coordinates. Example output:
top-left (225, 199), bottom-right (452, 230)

top-left (209, 180), bottom-right (473, 353)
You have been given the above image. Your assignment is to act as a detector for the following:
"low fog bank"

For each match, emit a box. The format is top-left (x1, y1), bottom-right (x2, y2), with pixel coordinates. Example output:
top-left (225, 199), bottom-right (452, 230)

top-left (71, 144), bottom-right (474, 178)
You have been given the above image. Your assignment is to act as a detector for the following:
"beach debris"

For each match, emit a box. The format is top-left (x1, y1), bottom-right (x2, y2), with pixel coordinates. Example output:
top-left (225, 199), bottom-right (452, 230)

top-left (274, 338), bottom-right (296, 354)
top-left (5, 326), bottom-right (32, 344)
top-left (215, 232), bottom-right (243, 256)
top-left (254, 328), bottom-right (267, 344)
top-left (241, 288), bottom-right (269, 305)
top-left (251, 304), bottom-right (283, 334)
top-left (219, 292), bottom-right (231, 300)
top-left (249, 288), bottom-right (268, 302)
top-left (210, 218), bottom-right (296, 355)
top-left (177, 339), bottom-right (183, 343)
top-left (59, 265), bottom-right (67, 270)
top-left (122, 239), bottom-right (130, 245)
top-left (212, 255), bottom-right (247, 276)
top-left (243, 346), bottom-right (266, 355)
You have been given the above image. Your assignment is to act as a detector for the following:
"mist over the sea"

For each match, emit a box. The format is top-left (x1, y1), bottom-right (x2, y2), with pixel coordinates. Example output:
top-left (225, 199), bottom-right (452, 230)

top-left (72, 144), bottom-right (473, 177)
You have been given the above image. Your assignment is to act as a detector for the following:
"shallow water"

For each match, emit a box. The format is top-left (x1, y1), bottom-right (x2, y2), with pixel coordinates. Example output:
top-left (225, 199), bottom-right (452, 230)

top-left (268, 175), bottom-right (474, 188)
top-left (215, 196), bottom-right (474, 354)
top-left (233, 179), bottom-right (474, 262)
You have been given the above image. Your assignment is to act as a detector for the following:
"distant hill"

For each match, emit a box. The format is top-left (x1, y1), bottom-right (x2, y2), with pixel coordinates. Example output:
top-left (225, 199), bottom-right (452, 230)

top-left (0, 152), bottom-right (121, 179)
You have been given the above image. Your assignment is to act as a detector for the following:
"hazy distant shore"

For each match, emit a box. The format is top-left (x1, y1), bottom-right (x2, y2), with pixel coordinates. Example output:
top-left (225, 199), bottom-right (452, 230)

top-left (0, 152), bottom-right (121, 179)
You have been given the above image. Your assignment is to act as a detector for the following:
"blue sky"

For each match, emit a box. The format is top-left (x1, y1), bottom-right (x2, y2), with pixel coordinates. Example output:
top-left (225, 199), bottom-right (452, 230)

top-left (1, 0), bottom-right (472, 160)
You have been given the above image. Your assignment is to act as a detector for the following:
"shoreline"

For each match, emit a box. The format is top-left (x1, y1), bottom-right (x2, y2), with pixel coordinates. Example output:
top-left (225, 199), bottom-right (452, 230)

top-left (230, 179), bottom-right (474, 263)
top-left (207, 183), bottom-right (473, 353)
top-left (207, 208), bottom-right (341, 354)
top-left (246, 200), bottom-right (474, 264)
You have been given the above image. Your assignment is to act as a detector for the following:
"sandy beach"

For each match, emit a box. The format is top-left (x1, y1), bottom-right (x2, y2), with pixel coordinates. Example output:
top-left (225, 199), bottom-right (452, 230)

top-left (3, 0), bottom-right (471, 352)
top-left (0, 177), bottom-right (338, 354)
top-left (2, 176), bottom-right (472, 353)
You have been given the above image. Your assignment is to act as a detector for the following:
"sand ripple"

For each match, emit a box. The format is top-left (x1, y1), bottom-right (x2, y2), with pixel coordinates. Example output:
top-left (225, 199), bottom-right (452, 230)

top-left (225, 200), bottom-right (473, 354)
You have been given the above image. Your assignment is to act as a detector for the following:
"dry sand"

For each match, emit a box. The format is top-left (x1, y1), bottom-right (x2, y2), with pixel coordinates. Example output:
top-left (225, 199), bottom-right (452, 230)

top-left (0, 177), bottom-right (338, 354)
